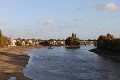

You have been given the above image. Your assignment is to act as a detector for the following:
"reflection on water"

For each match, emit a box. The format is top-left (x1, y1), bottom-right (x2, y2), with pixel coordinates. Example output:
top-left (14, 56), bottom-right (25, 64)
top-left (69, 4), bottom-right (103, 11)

top-left (23, 45), bottom-right (120, 80)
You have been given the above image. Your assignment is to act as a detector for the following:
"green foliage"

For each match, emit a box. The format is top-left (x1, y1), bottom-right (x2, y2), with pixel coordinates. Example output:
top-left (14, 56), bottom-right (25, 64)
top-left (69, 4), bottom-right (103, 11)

top-left (97, 34), bottom-right (120, 51)
top-left (65, 37), bottom-right (71, 46)
top-left (2, 36), bottom-right (9, 47)
top-left (0, 30), bottom-right (8, 47)
top-left (15, 41), bottom-right (22, 46)
top-left (73, 38), bottom-right (80, 45)
top-left (0, 29), bottom-right (3, 47)
top-left (65, 33), bottom-right (80, 46)
top-left (39, 40), bottom-right (49, 46)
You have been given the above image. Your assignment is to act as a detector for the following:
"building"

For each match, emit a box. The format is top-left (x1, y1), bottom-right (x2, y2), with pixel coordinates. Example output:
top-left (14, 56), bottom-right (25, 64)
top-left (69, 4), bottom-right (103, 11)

top-left (49, 39), bottom-right (65, 46)
top-left (22, 41), bottom-right (26, 46)
top-left (9, 39), bottom-right (16, 46)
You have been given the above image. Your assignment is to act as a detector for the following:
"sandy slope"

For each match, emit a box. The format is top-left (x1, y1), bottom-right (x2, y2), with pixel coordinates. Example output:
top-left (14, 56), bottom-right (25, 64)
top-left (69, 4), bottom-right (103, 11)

top-left (0, 46), bottom-right (43, 80)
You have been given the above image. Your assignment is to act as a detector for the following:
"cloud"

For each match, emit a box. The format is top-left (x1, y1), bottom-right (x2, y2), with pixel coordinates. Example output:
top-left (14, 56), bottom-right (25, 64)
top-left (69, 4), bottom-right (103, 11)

top-left (42, 19), bottom-right (55, 25)
top-left (92, 2), bottom-right (117, 11)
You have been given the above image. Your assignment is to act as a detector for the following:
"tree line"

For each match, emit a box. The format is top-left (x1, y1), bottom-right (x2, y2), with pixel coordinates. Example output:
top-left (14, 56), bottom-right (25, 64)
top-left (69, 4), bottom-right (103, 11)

top-left (65, 33), bottom-right (80, 46)
top-left (97, 33), bottom-right (120, 52)
top-left (0, 30), bottom-right (9, 47)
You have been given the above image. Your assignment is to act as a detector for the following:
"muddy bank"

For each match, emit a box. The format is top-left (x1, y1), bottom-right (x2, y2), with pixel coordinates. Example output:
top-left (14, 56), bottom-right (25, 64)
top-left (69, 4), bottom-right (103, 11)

top-left (0, 45), bottom-right (45, 80)
top-left (90, 48), bottom-right (120, 60)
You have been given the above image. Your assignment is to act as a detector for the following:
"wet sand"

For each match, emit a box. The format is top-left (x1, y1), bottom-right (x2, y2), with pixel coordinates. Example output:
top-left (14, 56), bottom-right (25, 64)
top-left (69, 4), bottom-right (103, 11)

top-left (0, 45), bottom-right (46, 80)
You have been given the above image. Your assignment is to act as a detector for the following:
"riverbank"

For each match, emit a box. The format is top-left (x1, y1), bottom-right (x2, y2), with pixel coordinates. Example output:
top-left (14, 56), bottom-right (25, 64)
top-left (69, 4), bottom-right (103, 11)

top-left (90, 48), bottom-right (120, 60)
top-left (0, 45), bottom-right (46, 80)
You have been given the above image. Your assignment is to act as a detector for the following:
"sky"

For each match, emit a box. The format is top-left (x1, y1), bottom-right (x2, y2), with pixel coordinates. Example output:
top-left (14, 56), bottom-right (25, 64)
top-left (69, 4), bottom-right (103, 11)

top-left (0, 0), bottom-right (120, 40)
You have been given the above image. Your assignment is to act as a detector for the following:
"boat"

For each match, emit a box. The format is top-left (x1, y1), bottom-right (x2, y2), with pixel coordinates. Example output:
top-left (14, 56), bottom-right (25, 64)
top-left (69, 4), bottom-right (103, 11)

top-left (48, 46), bottom-right (54, 49)
top-left (65, 45), bottom-right (80, 49)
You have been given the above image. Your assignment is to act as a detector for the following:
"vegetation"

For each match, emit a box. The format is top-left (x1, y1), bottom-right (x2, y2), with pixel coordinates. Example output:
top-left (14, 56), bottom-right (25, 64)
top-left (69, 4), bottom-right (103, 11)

top-left (0, 30), bottom-right (3, 47)
top-left (0, 30), bottom-right (9, 47)
top-left (65, 33), bottom-right (80, 46)
top-left (97, 33), bottom-right (120, 52)
top-left (39, 40), bottom-right (49, 46)
top-left (2, 36), bottom-right (9, 47)
top-left (15, 41), bottom-right (22, 46)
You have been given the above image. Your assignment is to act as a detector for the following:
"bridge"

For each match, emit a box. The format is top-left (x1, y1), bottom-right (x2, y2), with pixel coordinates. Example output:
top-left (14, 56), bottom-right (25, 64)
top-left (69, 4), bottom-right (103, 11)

top-left (80, 40), bottom-right (97, 45)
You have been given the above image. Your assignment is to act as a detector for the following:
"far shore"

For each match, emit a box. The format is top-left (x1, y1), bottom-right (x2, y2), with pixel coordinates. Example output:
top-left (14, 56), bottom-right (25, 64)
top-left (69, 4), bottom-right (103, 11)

top-left (89, 48), bottom-right (120, 60)
top-left (0, 45), bottom-right (47, 80)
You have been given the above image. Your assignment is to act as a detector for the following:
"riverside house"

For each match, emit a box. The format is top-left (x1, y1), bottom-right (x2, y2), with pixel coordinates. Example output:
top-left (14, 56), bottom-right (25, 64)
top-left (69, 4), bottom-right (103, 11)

top-left (49, 39), bottom-right (65, 46)
top-left (6, 38), bottom-right (41, 47)
top-left (57, 40), bottom-right (65, 45)
top-left (21, 40), bottom-right (26, 46)
top-left (9, 39), bottom-right (16, 46)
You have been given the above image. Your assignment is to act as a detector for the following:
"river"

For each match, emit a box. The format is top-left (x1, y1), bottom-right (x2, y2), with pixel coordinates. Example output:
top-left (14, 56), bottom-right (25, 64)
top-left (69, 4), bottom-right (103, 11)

top-left (23, 45), bottom-right (120, 80)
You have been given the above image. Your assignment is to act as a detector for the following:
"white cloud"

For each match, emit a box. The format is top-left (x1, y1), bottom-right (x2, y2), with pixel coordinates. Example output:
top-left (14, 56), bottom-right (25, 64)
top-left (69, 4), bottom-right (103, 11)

top-left (92, 2), bottom-right (117, 11)
top-left (42, 19), bottom-right (55, 25)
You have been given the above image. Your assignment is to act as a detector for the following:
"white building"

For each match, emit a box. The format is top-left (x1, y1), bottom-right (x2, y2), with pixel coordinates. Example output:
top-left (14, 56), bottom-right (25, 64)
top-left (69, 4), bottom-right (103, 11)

top-left (22, 41), bottom-right (26, 46)
top-left (10, 39), bottom-right (16, 46)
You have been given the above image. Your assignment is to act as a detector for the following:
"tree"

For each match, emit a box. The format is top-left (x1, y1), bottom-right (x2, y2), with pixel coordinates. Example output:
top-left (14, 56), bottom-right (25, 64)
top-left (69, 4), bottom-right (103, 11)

top-left (15, 41), bottom-right (22, 46)
top-left (39, 40), bottom-right (49, 46)
top-left (0, 29), bottom-right (3, 47)
top-left (65, 33), bottom-right (80, 46)
top-left (97, 34), bottom-right (120, 51)
top-left (65, 37), bottom-right (70, 46)
top-left (2, 36), bottom-right (9, 47)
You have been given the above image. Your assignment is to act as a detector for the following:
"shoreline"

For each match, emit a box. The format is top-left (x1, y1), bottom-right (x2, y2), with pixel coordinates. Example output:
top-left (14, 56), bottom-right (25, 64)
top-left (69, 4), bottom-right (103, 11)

top-left (89, 48), bottom-right (120, 60)
top-left (0, 45), bottom-right (47, 80)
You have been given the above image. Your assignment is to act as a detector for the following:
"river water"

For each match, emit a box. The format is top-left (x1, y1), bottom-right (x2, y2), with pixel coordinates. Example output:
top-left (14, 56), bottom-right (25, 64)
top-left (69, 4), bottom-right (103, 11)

top-left (23, 45), bottom-right (120, 80)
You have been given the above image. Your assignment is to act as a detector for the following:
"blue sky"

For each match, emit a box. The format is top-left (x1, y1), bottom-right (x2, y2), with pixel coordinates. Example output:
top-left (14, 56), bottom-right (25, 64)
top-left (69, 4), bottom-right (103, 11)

top-left (0, 0), bottom-right (120, 39)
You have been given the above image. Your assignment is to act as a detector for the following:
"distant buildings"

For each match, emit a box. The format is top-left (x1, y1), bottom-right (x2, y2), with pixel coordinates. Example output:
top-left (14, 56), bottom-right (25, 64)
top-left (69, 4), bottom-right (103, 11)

top-left (9, 39), bottom-right (16, 46)
top-left (6, 38), bottom-right (65, 47)
top-left (0, 29), bottom-right (95, 48)
top-left (8, 38), bottom-right (40, 46)
top-left (49, 39), bottom-right (65, 46)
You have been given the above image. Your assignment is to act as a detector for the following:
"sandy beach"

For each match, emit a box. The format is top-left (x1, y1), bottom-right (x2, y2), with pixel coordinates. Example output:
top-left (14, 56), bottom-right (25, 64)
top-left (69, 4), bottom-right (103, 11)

top-left (0, 45), bottom-right (45, 80)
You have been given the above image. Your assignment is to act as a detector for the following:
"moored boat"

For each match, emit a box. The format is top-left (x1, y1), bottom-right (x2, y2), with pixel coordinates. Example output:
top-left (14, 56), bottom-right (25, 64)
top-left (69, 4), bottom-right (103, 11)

top-left (48, 46), bottom-right (54, 49)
